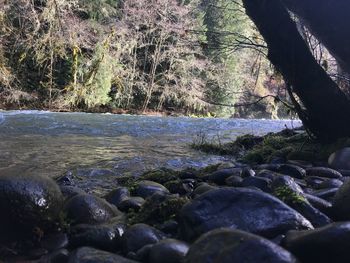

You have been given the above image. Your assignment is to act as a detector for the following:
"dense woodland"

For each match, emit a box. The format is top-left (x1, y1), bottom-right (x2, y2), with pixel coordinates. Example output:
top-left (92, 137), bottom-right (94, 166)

top-left (0, 0), bottom-right (293, 118)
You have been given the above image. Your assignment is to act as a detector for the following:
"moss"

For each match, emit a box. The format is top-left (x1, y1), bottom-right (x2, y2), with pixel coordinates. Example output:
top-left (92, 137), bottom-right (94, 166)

top-left (128, 195), bottom-right (189, 226)
top-left (273, 186), bottom-right (307, 204)
top-left (140, 169), bottom-right (179, 184)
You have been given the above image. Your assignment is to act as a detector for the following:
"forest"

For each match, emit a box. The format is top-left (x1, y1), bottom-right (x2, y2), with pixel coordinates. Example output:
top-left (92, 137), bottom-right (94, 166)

top-left (0, 0), bottom-right (294, 118)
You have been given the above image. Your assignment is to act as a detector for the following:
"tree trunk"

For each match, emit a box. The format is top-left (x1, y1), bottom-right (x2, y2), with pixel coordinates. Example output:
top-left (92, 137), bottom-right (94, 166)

top-left (242, 0), bottom-right (350, 141)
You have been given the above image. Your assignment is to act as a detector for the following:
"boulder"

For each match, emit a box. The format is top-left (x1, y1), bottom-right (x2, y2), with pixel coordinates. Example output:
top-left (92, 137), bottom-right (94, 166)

top-left (148, 239), bottom-right (189, 263)
top-left (122, 224), bottom-right (166, 254)
top-left (329, 148), bottom-right (350, 170)
top-left (283, 222), bottom-right (350, 263)
top-left (0, 174), bottom-right (63, 241)
top-left (185, 228), bottom-right (298, 263)
top-left (306, 167), bottom-right (343, 179)
top-left (277, 164), bottom-right (306, 179)
top-left (179, 188), bottom-right (313, 241)
top-left (134, 181), bottom-right (169, 199)
top-left (208, 168), bottom-right (242, 185)
top-left (105, 187), bottom-right (130, 207)
top-left (68, 247), bottom-right (138, 263)
top-left (332, 180), bottom-right (350, 220)
top-left (242, 176), bottom-right (271, 192)
top-left (64, 194), bottom-right (123, 225)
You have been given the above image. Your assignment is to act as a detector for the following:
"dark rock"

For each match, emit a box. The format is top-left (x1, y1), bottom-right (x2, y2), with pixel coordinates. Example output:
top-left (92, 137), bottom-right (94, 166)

top-left (256, 164), bottom-right (281, 172)
top-left (0, 174), bottom-right (63, 242)
top-left (185, 228), bottom-right (298, 263)
top-left (179, 187), bottom-right (312, 241)
top-left (208, 168), bottom-right (242, 185)
top-left (105, 187), bottom-right (130, 207)
top-left (157, 220), bottom-right (179, 237)
top-left (60, 186), bottom-right (86, 200)
top-left (313, 188), bottom-right (338, 201)
top-left (134, 181), bottom-right (169, 199)
top-left (329, 148), bottom-right (350, 170)
top-left (47, 249), bottom-right (69, 263)
top-left (277, 164), bottom-right (306, 179)
top-left (69, 223), bottom-right (126, 251)
top-left (118, 197), bottom-right (145, 212)
top-left (319, 178), bottom-right (343, 189)
top-left (305, 176), bottom-right (327, 189)
top-left (241, 167), bottom-right (256, 178)
top-left (164, 180), bottom-right (194, 195)
top-left (256, 169), bottom-right (277, 180)
top-left (333, 180), bottom-right (350, 220)
top-left (64, 194), bottom-right (123, 225)
top-left (225, 175), bottom-right (243, 187)
top-left (283, 222), bottom-right (350, 263)
top-left (148, 239), bottom-right (189, 263)
top-left (40, 233), bottom-right (68, 251)
top-left (304, 193), bottom-right (332, 215)
top-left (178, 171), bottom-right (197, 180)
top-left (306, 167), bottom-right (343, 179)
top-left (68, 247), bottom-right (138, 263)
top-left (122, 224), bottom-right (166, 254)
top-left (242, 176), bottom-right (271, 192)
top-left (338, 169), bottom-right (350, 177)
top-left (287, 160), bottom-right (313, 169)
top-left (56, 171), bottom-right (75, 186)
top-left (270, 156), bottom-right (286, 164)
top-left (191, 183), bottom-right (218, 198)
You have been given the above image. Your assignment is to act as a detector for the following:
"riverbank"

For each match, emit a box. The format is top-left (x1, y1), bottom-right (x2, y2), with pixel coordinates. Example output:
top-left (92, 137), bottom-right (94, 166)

top-left (1, 128), bottom-right (350, 262)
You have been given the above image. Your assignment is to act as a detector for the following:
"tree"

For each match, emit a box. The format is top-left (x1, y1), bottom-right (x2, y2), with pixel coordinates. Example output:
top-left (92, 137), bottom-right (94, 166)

top-left (242, 0), bottom-right (350, 141)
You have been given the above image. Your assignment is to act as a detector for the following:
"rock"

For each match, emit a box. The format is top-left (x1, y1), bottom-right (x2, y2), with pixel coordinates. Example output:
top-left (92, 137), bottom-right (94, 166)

top-left (242, 176), bottom-right (272, 192)
top-left (319, 178), bottom-right (343, 189)
top-left (241, 167), bottom-right (256, 178)
top-left (157, 220), bottom-right (179, 237)
top-left (134, 181), bottom-right (170, 199)
top-left (68, 247), bottom-right (138, 263)
top-left (305, 176), bottom-right (327, 189)
top-left (64, 194), bottom-right (122, 225)
top-left (148, 239), bottom-right (189, 263)
top-left (185, 228), bottom-right (298, 263)
top-left (118, 197), bottom-right (145, 212)
top-left (277, 164), bottom-right (306, 179)
top-left (329, 147), bottom-right (350, 170)
top-left (164, 180), bottom-right (194, 195)
top-left (306, 167), bottom-right (343, 179)
top-left (0, 174), bottom-right (63, 242)
top-left (122, 224), bottom-right (166, 254)
top-left (191, 183), bottom-right (218, 198)
top-left (40, 233), bottom-right (69, 251)
top-left (283, 222), bottom-right (350, 263)
top-left (208, 168), bottom-right (242, 185)
top-left (105, 187), bottom-right (130, 207)
top-left (179, 187), bottom-right (313, 241)
top-left (338, 169), bottom-right (350, 177)
top-left (256, 169), bottom-right (277, 180)
top-left (313, 188), bottom-right (338, 201)
top-left (304, 193), bottom-right (332, 215)
top-left (225, 175), bottom-right (243, 187)
top-left (332, 180), bottom-right (350, 220)
top-left (60, 186), bottom-right (86, 200)
top-left (69, 223), bottom-right (126, 251)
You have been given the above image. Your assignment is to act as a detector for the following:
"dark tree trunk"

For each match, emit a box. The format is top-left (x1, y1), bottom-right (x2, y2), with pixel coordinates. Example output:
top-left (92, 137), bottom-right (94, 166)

top-left (242, 0), bottom-right (350, 141)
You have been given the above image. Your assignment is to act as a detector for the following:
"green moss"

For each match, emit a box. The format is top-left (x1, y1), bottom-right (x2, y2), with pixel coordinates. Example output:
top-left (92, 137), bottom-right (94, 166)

top-left (128, 195), bottom-right (189, 226)
top-left (273, 186), bottom-right (307, 204)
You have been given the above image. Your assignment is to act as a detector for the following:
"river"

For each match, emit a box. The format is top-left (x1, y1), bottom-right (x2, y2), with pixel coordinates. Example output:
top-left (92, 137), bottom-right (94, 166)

top-left (0, 111), bottom-right (300, 193)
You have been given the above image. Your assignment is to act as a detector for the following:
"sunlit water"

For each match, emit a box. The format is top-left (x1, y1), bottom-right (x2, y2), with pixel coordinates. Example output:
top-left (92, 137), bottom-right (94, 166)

top-left (0, 110), bottom-right (300, 193)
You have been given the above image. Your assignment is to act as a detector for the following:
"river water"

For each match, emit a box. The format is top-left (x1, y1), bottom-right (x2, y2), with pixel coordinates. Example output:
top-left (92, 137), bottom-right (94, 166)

top-left (0, 111), bottom-right (300, 193)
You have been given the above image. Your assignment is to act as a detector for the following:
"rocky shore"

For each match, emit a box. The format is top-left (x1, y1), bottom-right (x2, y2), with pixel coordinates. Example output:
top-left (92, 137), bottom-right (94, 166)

top-left (2, 144), bottom-right (350, 262)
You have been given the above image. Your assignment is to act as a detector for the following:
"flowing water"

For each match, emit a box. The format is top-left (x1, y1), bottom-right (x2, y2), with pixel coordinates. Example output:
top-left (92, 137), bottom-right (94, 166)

top-left (0, 110), bottom-right (300, 193)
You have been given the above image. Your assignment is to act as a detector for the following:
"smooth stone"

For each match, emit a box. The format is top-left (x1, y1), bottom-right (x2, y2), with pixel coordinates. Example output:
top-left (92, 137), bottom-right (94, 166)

top-left (134, 181), bottom-right (169, 199)
top-left (306, 167), bottom-right (343, 179)
top-left (255, 164), bottom-right (281, 172)
top-left (60, 186), bottom-right (86, 200)
top-left (319, 178), bottom-right (343, 189)
top-left (118, 197), bottom-right (145, 212)
top-left (179, 187), bottom-right (313, 241)
top-left (148, 239), bottom-right (189, 263)
top-left (225, 175), bottom-right (243, 187)
top-left (304, 193), bottom-right (332, 215)
top-left (208, 168), bottom-right (242, 185)
top-left (122, 224), bottom-right (166, 254)
top-left (105, 187), bottom-right (130, 206)
top-left (185, 228), bottom-right (298, 263)
top-left (69, 223), bottom-right (126, 251)
top-left (157, 220), bottom-right (179, 237)
top-left (329, 148), bottom-right (350, 170)
top-left (338, 169), bottom-right (350, 177)
top-left (64, 194), bottom-right (122, 225)
top-left (241, 176), bottom-right (271, 192)
top-left (165, 180), bottom-right (194, 195)
top-left (256, 169), bottom-right (277, 180)
top-left (68, 247), bottom-right (139, 263)
top-left (241, 167), bottom-right (256, 178)
top-left (313, 188), bottom-right (338, 201)
top-left (40, 233), bottom-right (69, 251)
top-left (305, 176), bottom-right (327, 189)
top-left (287, 160), bottom-right (313, 169)
top-left (283, 222), bottom-right (350, 263)
top-left (333, 180), bottom-right (350, 220)
top-left (277, 164), bottom-right (306, 179)
top-left (0, 174), bottom-right (63, 241)
top-left (191, 183), bottom-right (218, 198)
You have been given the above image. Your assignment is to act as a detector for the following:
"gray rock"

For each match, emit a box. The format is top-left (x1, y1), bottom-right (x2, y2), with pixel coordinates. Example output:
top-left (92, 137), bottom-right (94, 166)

top-left (306, 167), bottom-right (343, 179)
top-left (277, 164), bottom-right (306, 179)
top-left (185, 228), bottom-right (298, 263)
top-left (64, 194), bottom-right (122, 225)
top-left (313, 188), bottom-right (338, 201)
top-left (208, 168), bottom-right (242, 185)
top-left (242, 176), bottom-right (271, 192)
top-left (0, 174), bottom-right (63, 242)
top-left (122, 224), bottom-right (166, 254)
top-left (319, 178), bottom-right (343, 189)
top-left (105, 187), bottom-right (130, 207)
top-left (134, 181), bottom-right (169, 199)
top-left (118, 197), bottom-right (145, 212)
top-left (283, 222), bottom-right (350, 263)
top-left (333, 180), bottom-right (350, 220)
top-left (225, 175), bottom-right (243, 187)
top-left (68, 247), bottom-right (138, 263)
top-left (191, 183), bottom-right (218, 198)
top-left (60, 186), bottom-right (86, 200)
top-left (329, 148), bottom-right (350, 170)
top-left (179, 187), bottom-right (313, 241)
top-left (304, 193), bottom-right (332, 215)
top-left (148, 239), bottom-right (189, 263)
